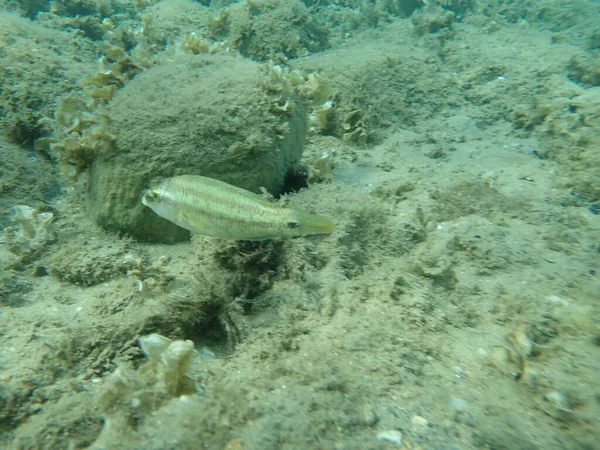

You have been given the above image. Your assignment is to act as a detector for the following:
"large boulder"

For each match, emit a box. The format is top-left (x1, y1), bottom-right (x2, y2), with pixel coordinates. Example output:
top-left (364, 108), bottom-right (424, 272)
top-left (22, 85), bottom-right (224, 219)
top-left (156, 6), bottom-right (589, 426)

top-left (0, 12), bottom-right (94, 145)
top-left (87, 52), bottom-right (308, 242)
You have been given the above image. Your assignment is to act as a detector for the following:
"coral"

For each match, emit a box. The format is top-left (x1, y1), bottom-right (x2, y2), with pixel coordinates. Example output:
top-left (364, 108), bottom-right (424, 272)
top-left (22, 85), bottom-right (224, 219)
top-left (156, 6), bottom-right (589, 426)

top-left (569, 53), bottom-right (600, 86)
top-left (412, 3), bottom-right (456, 35)
top-left (98, 334), bottom-right (197, 420)
top-left (103, 334), bottom-right (196, 400)
top-left (341, 108), bottom-right (369, 144)
top-left (307, 151), bottom-right (334, 184)
top-left (309, 99), bottom-right (334, 133)
top-left (261, 63), bottom-right (305, 95)
top-left (137, 334), bottom-right (197, 396)
top-left (226, 0), bottom-right (330, 61)
top-left (35, 41), bottom-right (151, 178)
top-left (205, 10), bottom-right (230, 40)
top-left (300, 72), bottom-right (333, 106)
top-left (181, 32), bottom-right (211, 54)
top-left (262, 67), bottom-right (336, 135)
top-left (3, 205), bottom-right (55, 261)
top-left (36, 94), bottom-right (116, 179)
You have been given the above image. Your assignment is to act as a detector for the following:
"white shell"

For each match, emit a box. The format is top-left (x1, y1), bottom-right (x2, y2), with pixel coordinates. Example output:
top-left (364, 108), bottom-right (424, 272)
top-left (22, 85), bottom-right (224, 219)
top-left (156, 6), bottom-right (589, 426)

top-left (138, 334), bottom-right (172, 360)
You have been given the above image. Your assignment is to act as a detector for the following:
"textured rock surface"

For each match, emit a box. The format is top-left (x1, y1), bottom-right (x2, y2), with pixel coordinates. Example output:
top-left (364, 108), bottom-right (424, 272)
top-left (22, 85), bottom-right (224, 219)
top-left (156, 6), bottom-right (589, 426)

top-left (87, 52), bottom-right (308, 242)
top-left (0, 12), bottom-right (94, 145)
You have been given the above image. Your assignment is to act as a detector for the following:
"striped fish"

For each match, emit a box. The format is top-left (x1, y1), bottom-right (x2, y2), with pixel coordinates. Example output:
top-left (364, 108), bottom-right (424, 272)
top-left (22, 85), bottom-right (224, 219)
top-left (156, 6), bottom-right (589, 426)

top-left (141, 175), bottom-right (334, 240)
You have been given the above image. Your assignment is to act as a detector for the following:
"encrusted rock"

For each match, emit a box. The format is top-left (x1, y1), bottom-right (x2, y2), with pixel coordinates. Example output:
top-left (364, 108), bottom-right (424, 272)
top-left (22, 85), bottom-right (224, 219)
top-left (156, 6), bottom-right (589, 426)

top-left (87, 52), bottom-right (309, 242)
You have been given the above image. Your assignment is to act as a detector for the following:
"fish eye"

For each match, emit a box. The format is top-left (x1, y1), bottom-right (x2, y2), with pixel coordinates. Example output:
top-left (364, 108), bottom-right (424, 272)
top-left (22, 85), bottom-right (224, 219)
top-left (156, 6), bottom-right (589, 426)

top-left (145, 190), bottom-right (160, 202)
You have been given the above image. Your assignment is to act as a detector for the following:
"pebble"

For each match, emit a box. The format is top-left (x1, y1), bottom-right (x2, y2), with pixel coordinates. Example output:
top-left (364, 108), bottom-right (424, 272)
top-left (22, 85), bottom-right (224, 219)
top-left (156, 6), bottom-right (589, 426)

top-left (448, 397), bottom-right (475, 425)
top-left (376, 430), bottom-right (403, 445)
top-left (544, 390), bottom-right (574, 421)
top-left (411, 415), bottom-right (429, 432)
top-left (199, 347), bottom-right (216, 358)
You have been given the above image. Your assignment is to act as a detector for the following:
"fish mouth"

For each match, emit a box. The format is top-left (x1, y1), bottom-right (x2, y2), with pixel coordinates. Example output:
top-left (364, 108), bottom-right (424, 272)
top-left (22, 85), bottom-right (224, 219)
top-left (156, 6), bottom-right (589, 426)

top-left (141, 190), bottom-right (155, 207)
top-left (141, 192), bottom-right (150, 206)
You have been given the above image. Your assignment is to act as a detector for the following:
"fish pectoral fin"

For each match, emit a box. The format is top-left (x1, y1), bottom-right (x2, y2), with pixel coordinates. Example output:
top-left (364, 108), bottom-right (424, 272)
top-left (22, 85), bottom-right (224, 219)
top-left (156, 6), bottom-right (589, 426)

top-left (174, 210), bottom-right (198, 231)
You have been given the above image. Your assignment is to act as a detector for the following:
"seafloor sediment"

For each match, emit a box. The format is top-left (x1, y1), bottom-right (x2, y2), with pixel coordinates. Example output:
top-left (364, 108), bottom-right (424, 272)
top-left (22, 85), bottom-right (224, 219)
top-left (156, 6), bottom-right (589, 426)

top-left (0, 0), bottom-right (599, 448)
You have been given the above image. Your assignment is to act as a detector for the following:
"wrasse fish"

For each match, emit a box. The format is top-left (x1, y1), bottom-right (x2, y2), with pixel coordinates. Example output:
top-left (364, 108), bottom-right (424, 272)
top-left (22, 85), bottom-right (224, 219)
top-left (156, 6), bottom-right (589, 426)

top-left (141, 175), bottom-right (334, 240)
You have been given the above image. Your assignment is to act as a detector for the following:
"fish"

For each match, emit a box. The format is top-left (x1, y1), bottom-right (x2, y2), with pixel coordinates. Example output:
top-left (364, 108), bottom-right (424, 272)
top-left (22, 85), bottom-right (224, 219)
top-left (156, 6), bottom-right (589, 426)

top-left (141, 175), bottom-right (334, 240)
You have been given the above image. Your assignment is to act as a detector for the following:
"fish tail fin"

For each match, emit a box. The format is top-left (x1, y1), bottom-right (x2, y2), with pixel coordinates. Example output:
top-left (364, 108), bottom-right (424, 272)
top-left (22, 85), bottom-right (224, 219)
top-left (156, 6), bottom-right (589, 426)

top-left (292, 210), bottom-right (334, 235)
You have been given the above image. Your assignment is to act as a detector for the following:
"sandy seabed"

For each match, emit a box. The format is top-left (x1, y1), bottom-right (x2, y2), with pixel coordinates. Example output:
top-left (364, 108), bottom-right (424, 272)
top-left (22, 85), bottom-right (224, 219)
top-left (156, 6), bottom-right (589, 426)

top-left (1, 0), bottom-right (599, 449)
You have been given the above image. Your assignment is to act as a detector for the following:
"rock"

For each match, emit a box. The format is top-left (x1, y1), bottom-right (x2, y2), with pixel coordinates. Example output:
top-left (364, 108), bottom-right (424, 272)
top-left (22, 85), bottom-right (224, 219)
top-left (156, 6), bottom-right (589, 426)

top-left (411, 414), bottom-right (429, 433)
top-left (376, 429), bottom-right (403, 445)
top-left (0, 12), bottom-right (93, 144)
top-left (87, 52), bottom-right (308, 242)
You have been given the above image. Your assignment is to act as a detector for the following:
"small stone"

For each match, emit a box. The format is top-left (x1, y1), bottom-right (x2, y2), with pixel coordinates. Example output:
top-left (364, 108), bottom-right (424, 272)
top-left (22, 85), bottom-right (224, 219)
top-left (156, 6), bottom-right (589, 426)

top-left (362, 404), bottom-right (379, 426)
top-left (411, 415), bottom-right (429, 432)
top-left (376, 430), bottom-right (403, 444)
top-left (223, 438), bottom-right (243, 450)
top-left (544, 390), bottom-right (574, 421)
top-left (448, 397), bottom-right (470, 414)
top-left (448, 398), bottom-right (475, 425)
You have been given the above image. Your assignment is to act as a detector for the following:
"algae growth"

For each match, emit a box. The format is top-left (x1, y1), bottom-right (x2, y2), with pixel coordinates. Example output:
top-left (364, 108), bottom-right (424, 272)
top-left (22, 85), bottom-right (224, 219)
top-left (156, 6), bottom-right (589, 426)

top-left (1, 0), bottom-right (599, 449)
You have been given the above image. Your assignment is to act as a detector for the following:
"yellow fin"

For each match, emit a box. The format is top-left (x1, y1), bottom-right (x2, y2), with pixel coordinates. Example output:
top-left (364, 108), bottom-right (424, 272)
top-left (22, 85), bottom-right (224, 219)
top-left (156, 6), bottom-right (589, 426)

top-left (293, 210), bottom-right (334, 235)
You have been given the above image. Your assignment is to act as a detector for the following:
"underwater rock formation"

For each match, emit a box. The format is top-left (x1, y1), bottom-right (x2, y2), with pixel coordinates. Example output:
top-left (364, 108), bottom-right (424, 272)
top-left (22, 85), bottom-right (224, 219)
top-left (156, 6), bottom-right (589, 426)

top-left (86, 52), bottom-right (309, 242)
